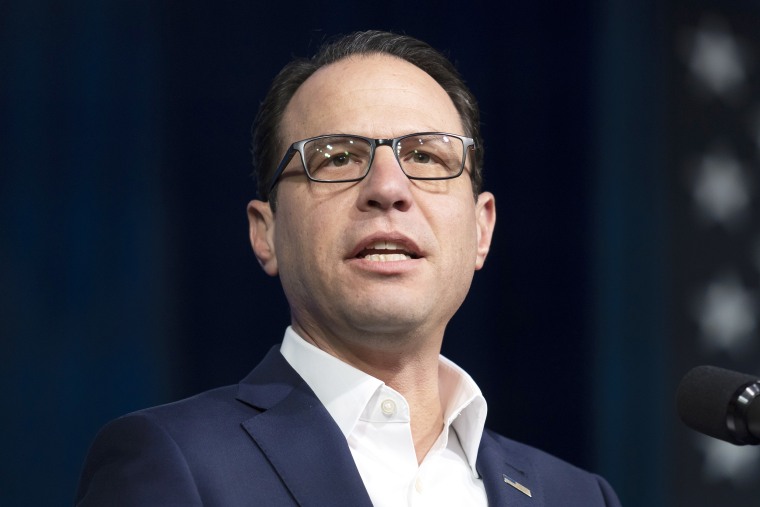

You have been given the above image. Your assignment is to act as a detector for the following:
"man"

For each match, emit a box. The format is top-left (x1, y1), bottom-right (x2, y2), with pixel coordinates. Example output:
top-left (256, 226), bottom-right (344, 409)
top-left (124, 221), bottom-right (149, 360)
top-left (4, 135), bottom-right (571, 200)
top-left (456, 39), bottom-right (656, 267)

top-left (76, 31), bottom-right (621, 506)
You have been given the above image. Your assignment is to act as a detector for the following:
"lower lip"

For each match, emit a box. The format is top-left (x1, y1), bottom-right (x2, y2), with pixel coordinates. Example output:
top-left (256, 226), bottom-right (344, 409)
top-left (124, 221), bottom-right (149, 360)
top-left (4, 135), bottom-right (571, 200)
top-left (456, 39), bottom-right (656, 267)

top-left (346, 256), bottom-right (423, 274)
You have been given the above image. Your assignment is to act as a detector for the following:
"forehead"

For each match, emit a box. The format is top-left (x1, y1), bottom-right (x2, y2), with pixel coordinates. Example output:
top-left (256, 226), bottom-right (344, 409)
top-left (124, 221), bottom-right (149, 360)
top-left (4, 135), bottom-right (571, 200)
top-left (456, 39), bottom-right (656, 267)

top-left (281, 54), bottom-right (463, 142)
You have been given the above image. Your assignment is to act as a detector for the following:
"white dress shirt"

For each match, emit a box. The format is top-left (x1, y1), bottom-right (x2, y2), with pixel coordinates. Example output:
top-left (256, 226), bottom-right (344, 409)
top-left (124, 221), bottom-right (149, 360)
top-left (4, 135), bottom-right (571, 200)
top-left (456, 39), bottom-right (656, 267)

top-left (280, 326), bottom-right (488, 507)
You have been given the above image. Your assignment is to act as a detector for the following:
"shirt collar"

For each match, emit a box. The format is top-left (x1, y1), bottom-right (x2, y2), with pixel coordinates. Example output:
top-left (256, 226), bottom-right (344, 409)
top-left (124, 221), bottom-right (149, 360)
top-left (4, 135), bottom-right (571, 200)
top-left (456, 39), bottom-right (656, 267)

top-left (438, 355), bottom-right (488, 474)
top-left (280, 326), bottom-right (383, 437)
top-left (279, 326), bottom-right (488, 475)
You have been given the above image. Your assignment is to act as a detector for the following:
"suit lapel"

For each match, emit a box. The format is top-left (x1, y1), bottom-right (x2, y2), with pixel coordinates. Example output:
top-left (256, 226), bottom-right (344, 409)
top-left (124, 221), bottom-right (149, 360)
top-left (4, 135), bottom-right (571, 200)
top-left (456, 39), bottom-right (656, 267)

top-left (238, 348), bottom-right (549, 507)
top-left (237, 348), bottom-right (373, 507)
top-left (477, 430), bottom-right (544, 507)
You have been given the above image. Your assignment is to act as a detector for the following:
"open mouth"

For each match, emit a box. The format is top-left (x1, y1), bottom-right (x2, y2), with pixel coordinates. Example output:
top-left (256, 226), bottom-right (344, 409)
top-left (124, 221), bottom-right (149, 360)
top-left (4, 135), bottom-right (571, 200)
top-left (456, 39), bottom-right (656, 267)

top-left (356, 240), bottom-right (420, 262)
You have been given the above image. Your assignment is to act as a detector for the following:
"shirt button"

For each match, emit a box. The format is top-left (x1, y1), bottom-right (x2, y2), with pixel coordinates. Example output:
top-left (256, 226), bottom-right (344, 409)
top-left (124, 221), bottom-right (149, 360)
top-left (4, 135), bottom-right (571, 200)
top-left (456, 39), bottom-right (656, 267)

top-left (415, 476), bottom-right (424, 493)
top-left (380, 399), bottom-right (396, 415)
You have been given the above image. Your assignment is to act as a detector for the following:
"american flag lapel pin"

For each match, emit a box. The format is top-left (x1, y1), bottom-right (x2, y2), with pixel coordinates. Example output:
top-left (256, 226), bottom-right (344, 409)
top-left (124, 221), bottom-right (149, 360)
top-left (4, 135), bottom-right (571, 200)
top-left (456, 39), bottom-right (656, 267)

top-left (503, 474), bottom-right (532, 498)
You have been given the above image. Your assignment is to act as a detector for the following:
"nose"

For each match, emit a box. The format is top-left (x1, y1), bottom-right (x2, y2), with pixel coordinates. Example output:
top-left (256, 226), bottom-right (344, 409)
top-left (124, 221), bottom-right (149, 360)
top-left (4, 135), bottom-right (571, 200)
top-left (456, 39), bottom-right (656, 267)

top-left (356, 145), bottom-right (413, 212)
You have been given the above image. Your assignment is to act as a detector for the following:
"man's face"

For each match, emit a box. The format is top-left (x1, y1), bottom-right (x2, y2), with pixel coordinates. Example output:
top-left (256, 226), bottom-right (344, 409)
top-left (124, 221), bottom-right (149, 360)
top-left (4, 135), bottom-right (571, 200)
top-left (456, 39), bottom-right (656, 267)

top-left (249, 54), bottom-right (495, 347)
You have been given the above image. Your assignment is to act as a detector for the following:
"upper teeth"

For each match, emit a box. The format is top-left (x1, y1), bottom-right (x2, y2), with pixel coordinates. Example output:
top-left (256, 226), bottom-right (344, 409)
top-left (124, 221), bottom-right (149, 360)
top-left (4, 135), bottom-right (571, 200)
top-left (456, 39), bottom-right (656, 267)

top-left (369, 241), bottom-right (403, 250)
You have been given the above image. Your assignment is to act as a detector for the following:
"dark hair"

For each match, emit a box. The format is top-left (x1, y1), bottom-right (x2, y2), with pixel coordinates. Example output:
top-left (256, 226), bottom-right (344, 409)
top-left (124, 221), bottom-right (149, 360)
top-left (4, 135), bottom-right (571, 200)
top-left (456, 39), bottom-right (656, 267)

top-left (252, 30), bottom-right (483, 208)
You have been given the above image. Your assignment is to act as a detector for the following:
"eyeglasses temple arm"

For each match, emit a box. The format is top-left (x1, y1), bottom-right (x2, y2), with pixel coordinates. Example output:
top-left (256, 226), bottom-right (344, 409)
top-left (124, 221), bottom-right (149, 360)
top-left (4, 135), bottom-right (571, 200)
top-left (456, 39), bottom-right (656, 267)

top-left (266, 147), bottom-right (298, 197)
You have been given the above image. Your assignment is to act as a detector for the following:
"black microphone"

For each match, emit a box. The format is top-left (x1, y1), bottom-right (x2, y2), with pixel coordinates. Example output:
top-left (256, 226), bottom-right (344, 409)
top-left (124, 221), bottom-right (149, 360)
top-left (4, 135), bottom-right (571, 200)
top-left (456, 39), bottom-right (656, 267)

top-left (676, 365), bottom-right (760, 445)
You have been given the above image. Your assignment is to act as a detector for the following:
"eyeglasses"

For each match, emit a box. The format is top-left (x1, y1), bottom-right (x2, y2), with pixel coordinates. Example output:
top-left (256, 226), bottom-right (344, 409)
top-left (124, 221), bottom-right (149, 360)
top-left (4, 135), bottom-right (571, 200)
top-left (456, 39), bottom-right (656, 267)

top-left (267, 132), bottom-right (475, 195)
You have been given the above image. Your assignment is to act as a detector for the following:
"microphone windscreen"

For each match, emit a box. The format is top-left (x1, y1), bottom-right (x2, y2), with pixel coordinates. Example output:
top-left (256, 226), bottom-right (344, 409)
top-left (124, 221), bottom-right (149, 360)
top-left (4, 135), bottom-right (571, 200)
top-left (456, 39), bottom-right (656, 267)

top-left (676, 365), bottom-right (759, 444)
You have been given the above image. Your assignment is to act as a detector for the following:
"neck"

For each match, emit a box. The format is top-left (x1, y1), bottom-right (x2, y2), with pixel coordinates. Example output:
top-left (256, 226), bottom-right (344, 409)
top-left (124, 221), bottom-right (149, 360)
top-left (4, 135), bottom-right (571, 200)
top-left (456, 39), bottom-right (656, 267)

top-left (292, 321), bottom-right (446, 463)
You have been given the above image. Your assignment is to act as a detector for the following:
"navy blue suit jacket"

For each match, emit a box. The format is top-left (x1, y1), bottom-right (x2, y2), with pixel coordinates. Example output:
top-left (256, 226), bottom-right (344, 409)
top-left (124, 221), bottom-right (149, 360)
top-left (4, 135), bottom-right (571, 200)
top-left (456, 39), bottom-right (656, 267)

top-left (76, 347), bottom-right (621, 506)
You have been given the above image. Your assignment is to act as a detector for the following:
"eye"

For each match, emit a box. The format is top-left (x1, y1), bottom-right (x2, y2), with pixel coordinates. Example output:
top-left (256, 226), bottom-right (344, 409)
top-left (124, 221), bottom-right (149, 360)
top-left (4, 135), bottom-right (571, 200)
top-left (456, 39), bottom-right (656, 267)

top-left (401, 148), bottom-right (442, 166)
top-left (328, 152), bottom-right (351, 167)
top-left (411, 151), bottom-right (432, 164)
top-left (313, 151), bottom-right (359, 171)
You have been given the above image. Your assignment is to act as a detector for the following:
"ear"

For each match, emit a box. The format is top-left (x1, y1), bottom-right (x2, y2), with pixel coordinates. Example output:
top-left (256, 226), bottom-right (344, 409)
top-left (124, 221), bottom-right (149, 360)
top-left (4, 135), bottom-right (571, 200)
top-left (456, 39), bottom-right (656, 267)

top-left (474, 191), bottom-right (496, 270)
top-left (247, 200), bottom-right (278, 276)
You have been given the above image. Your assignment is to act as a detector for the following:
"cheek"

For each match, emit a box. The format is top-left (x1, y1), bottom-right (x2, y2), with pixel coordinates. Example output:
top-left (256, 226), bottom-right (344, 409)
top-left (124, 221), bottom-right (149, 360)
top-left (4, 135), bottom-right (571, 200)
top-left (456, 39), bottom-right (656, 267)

top-left (274, 208), bottom-right (307, 278)
top-left (274, 218), bottom-right (319, 309)
top-left (432, 201), bottom-right (478, 258)
top-left (274, 203), bottom-right (334, 283)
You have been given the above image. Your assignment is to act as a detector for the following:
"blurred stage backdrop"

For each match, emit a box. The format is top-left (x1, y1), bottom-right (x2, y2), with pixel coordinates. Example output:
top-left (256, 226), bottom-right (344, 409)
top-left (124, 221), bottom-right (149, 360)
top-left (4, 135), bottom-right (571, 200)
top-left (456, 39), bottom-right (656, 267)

top-left (3, 0), bottom-right (760, 505)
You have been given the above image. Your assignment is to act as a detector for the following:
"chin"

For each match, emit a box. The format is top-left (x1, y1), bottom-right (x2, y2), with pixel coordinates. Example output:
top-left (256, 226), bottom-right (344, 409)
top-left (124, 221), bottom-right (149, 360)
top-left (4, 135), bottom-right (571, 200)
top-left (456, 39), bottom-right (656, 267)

top-left (343, 305), bottom-right (444, 339)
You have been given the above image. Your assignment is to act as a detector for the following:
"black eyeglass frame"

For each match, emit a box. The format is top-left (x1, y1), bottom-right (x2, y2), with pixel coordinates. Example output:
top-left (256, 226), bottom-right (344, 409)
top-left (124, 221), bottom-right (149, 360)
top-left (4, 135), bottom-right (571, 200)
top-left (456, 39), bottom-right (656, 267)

top-left (266, 132), bottom-right (476, 197)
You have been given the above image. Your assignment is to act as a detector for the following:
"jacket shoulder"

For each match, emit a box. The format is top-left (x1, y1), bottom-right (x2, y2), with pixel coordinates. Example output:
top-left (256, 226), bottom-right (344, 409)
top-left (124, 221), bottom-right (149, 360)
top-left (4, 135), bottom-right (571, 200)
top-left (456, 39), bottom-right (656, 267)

top-left (480, 429), bottom-right (622, 506)
top-left (76, 384), bottom-right (282, 506)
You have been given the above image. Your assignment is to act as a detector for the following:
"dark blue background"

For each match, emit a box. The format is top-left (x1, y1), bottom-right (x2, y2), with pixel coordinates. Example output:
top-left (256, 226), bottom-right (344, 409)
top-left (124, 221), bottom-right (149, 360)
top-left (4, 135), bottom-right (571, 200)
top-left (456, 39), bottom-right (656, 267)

top-left (2, 1), bottom-right (677, 505)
